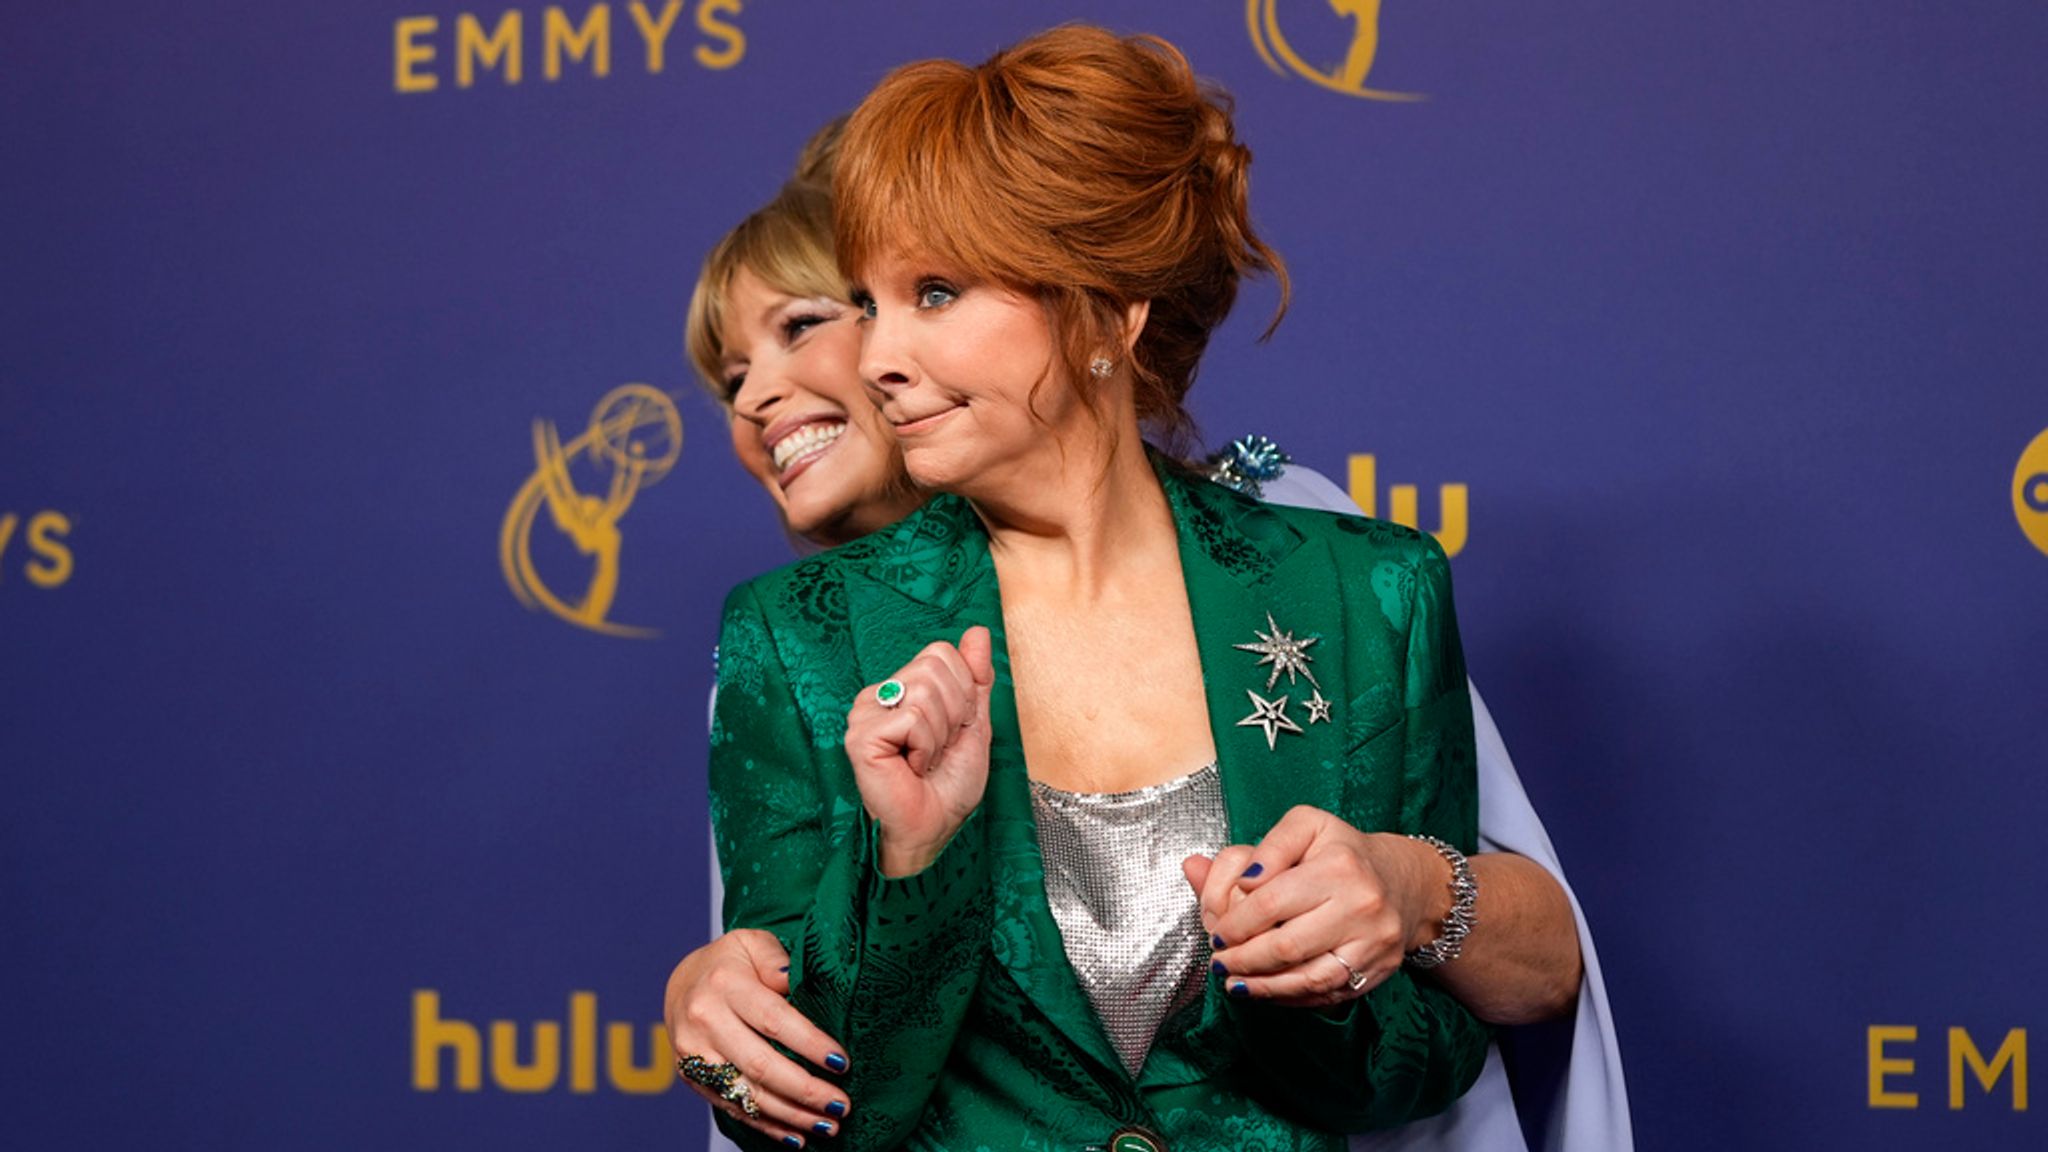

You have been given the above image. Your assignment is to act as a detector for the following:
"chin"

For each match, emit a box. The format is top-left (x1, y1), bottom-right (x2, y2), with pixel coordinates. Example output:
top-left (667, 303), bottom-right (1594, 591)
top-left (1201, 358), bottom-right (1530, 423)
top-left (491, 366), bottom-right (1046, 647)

top-left (787, 486), bottom-right (871, 543)
top-left (900, 450), bottom-right (966, 493)
top-left (783, 501), bottom-right (832, 541)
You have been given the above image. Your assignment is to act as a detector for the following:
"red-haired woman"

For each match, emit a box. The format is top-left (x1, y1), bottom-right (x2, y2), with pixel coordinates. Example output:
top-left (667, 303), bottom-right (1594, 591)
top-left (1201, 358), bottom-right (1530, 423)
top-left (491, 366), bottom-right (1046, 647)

top-left (694, 27), bottom-right (1575, 1152)
top-left (669, 131), bottom-right (1621, 1152)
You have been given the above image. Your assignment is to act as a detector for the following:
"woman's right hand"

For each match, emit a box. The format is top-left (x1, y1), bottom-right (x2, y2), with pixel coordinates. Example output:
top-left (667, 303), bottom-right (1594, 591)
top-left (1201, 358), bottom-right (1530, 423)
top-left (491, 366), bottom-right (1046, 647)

top-left (843, 626), bottom-right (995, 877)
top-left (1185, 807), bottom-right (1441, 1007)
top-left (665, 929), bottom-right (852, 1146)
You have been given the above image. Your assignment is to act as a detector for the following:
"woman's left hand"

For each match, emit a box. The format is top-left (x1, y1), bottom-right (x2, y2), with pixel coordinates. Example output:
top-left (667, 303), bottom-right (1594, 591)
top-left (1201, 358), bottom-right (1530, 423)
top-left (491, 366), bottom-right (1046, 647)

top-left (1184, 805), bottom-right (1447, 1007)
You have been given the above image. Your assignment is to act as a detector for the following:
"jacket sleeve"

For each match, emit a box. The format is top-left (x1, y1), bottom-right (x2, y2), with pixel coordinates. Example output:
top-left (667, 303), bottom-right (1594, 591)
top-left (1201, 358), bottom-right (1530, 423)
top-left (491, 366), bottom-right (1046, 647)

top-left (1222, 532), bottom-right (1491, 1131)
top-left (707, 580), bottom-right (990, 1151)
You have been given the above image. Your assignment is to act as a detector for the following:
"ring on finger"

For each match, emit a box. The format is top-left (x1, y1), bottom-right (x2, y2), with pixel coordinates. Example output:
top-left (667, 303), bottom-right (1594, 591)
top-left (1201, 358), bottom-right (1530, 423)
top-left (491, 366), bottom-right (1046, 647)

top-left (677, 1053), bottom-right (760, 1116)
top-left (875, 679), bottom-right (906, 708)
top-left (722, 1078), bottom-right (761, 1118)
top-left (1328, 949), bottom-right (1373, 992)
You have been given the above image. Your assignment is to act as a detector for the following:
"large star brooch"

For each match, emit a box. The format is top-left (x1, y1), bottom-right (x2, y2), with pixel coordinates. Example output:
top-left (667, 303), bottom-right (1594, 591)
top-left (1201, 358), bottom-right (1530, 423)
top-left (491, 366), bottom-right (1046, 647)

top-left (1234, 612), bottom-right (1320, 691)
top-left (1236, 690), bottom-right (1303, 750)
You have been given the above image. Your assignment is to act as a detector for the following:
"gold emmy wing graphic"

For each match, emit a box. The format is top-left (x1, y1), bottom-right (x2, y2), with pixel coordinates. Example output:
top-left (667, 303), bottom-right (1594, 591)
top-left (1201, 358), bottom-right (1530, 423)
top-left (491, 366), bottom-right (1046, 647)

top-left (500, 383), bottom-right (683, 637)
top-left (1248, 0), bottom-right (1425, 102)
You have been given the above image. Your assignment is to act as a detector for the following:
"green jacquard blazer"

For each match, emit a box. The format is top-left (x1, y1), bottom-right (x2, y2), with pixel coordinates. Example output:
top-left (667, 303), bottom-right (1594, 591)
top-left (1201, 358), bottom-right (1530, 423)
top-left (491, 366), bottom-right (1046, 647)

top-left (708, 459), bottom-right (1488, 1152)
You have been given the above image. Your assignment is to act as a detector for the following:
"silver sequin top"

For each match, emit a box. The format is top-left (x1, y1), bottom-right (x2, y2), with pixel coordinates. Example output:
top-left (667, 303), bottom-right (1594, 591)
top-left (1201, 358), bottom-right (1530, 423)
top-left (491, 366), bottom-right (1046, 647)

top-left (1029, 762), bottom-right (1228, 1077)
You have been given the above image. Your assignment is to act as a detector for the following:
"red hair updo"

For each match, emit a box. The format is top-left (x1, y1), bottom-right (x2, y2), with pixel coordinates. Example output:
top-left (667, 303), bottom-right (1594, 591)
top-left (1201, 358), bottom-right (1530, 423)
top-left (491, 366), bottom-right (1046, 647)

top-left (834, 24), bottom-right (1288, 450)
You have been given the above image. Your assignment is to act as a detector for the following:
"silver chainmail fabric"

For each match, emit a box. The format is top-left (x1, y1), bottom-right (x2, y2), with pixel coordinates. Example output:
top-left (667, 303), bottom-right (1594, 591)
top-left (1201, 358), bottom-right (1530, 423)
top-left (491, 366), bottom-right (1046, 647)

top-left (1029, 762), bottom-right (1228, 1077)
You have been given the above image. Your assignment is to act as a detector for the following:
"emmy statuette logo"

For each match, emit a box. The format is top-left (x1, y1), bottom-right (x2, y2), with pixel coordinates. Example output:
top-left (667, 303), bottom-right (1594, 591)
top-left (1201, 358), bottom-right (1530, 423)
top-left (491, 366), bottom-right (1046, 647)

top-left (2014, 427), bottom-right (2048, 559)
top-left (500, 383), bottom-right (683, 638)
top-left (1247, 0), bottom-right (1424, 102)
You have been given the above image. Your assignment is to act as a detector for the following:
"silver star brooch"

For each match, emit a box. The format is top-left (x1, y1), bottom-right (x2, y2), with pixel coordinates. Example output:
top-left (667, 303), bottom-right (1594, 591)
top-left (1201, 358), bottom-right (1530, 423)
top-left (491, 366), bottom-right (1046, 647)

top-left (1304, 689), bottom-right (1333, 725)
top-left (1237, 689), bottom-right (1303, 750)
top-left (1234, 612), bottom-right (1320, 691)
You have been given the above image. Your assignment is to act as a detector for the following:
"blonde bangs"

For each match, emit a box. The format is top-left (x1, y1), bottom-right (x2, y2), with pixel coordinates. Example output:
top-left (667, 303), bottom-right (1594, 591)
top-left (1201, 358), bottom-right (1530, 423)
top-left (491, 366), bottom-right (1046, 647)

top-left (685, 181), bottom-right (843, 399)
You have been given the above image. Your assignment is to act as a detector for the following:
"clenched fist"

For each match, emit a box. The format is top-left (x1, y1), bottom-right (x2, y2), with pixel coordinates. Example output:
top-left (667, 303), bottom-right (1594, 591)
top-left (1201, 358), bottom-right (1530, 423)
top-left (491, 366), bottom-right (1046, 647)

top-left (844, 626), bottom-right (996, 877)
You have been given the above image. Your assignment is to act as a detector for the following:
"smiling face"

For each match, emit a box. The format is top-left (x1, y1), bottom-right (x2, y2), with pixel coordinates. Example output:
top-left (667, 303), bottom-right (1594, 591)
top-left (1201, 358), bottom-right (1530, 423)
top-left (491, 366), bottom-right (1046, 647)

top-left (853, 249), bottom-right (1107, 504)
top-left (717, 265), bottom-right (923, 547)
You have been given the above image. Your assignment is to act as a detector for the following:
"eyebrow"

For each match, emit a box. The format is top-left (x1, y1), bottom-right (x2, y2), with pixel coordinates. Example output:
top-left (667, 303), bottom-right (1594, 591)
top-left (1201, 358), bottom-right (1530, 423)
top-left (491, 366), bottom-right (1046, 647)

top-left (756, 293), bottom-right (845, 327)
top-left (751, 298), bottom-right (789, 331)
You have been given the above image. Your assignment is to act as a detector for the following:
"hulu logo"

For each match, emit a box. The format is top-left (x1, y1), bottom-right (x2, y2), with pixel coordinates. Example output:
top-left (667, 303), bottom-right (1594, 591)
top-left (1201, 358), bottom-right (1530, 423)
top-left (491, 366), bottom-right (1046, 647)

top-left (1347, 454), bottom-right (1467, 557)
top-left (412, 990), bottom-right (673, 1094)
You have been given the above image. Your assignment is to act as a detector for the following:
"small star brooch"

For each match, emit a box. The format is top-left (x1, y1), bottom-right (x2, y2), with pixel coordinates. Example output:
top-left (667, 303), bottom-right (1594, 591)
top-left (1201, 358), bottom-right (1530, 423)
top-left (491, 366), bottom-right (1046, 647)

top-left (1304, 689), bottom-right (1333, 725)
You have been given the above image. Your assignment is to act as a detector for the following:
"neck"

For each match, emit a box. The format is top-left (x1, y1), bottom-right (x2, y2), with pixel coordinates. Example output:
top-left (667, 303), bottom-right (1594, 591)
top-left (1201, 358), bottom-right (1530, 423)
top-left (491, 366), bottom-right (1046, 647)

top-left (968, 418), bottom-right (1175, 602)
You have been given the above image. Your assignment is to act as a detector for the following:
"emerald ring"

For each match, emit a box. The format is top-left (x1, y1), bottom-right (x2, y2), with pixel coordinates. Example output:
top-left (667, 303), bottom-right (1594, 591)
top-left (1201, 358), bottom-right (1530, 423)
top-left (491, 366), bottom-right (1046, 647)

top-left (875, 679), bottom-right (906, 708)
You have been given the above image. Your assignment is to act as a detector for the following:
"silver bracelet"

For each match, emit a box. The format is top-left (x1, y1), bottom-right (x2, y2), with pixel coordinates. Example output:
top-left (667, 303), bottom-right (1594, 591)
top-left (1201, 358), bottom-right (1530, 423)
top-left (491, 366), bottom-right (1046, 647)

top-left (1405, 835), bottom-right (1478, 969)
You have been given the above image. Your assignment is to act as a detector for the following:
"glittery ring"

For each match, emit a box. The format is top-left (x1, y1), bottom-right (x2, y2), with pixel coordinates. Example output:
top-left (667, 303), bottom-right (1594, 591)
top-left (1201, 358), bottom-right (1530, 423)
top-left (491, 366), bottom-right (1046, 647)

top-left (723, 1079), bottom-right (760, 1118)
top-left (874, 679), bottom-right (906, 709)
top-left (676, 1054), bottom-right (761, 1118)
top-left (1328, 950), bottom-right (1373, 993)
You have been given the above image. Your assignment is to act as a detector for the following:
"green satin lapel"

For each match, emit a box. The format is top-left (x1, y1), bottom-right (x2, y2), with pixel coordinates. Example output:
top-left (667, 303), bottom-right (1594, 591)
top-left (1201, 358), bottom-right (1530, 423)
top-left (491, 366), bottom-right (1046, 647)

top-left (1156, 463), bottom-right (1348, 842)
top-left (1157, 466), bottom-right (1349, 1085)
top-left (1180, 539), bottom-right (1349, 841)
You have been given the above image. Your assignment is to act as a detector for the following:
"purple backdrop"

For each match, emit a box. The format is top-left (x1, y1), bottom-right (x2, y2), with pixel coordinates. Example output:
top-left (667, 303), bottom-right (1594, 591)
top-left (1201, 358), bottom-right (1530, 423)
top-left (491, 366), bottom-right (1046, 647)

top-left (4, 2), bottom-right (2044, 1148)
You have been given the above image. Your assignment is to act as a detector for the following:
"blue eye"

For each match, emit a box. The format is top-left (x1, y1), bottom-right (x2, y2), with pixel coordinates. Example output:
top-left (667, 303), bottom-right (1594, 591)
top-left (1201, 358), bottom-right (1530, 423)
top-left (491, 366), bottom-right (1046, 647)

top-left (850, 291), bottom-right (876, 320)
top-left (917, 283), bottom-right (957, 309)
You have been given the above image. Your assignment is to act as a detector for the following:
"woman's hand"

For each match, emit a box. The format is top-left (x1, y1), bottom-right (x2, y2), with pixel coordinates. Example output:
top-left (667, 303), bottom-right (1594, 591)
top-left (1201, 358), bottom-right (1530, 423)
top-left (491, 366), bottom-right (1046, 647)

top-left (844, 626), bottom-right (996, 877)
top-left (665, 930), bottom-right (852, 1146)
top-left (1185, 805), bottom-right (1447, 1007)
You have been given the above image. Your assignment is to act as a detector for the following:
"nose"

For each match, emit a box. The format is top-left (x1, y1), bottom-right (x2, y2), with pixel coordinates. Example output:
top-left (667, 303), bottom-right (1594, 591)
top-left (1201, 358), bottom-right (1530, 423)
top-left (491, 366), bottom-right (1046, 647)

top-left (858, 305), bottom-right (914, 397)
top-left (730, 361), bottom-right (790, 426)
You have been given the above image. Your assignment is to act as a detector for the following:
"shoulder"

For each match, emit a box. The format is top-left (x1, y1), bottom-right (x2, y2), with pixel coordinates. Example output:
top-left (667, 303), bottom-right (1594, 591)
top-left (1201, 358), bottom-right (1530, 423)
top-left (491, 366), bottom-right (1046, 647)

top-left (1279, 500), bottom-right (1446, 569)
top-left (1165, 452), bottom-right (1449, 594)
top-left (722, 521), bottom-right (893, 630)
top-left (1193, 437), bottom-right (1444, 570)
top-left (714, 529), bottom-right (897, 737)
top-left (1214, 464), bottom-right (1446, 572)
top-left (1269, 501), bottom-right (1453, 633)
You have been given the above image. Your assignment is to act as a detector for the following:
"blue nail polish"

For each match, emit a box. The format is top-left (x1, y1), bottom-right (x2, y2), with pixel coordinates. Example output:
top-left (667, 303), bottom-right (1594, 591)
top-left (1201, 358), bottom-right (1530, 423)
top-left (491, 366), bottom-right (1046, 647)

top-left (782, 1138), bottom-right (803, 1149)
top-left (826, 1100), bottom-right (847, 1118)
top-left (1211, 959), bottom-right (1227, 976)
top-left (823, 1052), bottom-right (848, 1073)
top-left (1211, 934), bottom-right (1226, 950)
top-left (1243, 862), bottom-right (1264, 878)
top-left (779, 964), bottom-right (791, 973)
top-left (1229, 980), bottom-right (1251, 998)
top-left (813, 1121), bottom-right (836, 1136)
